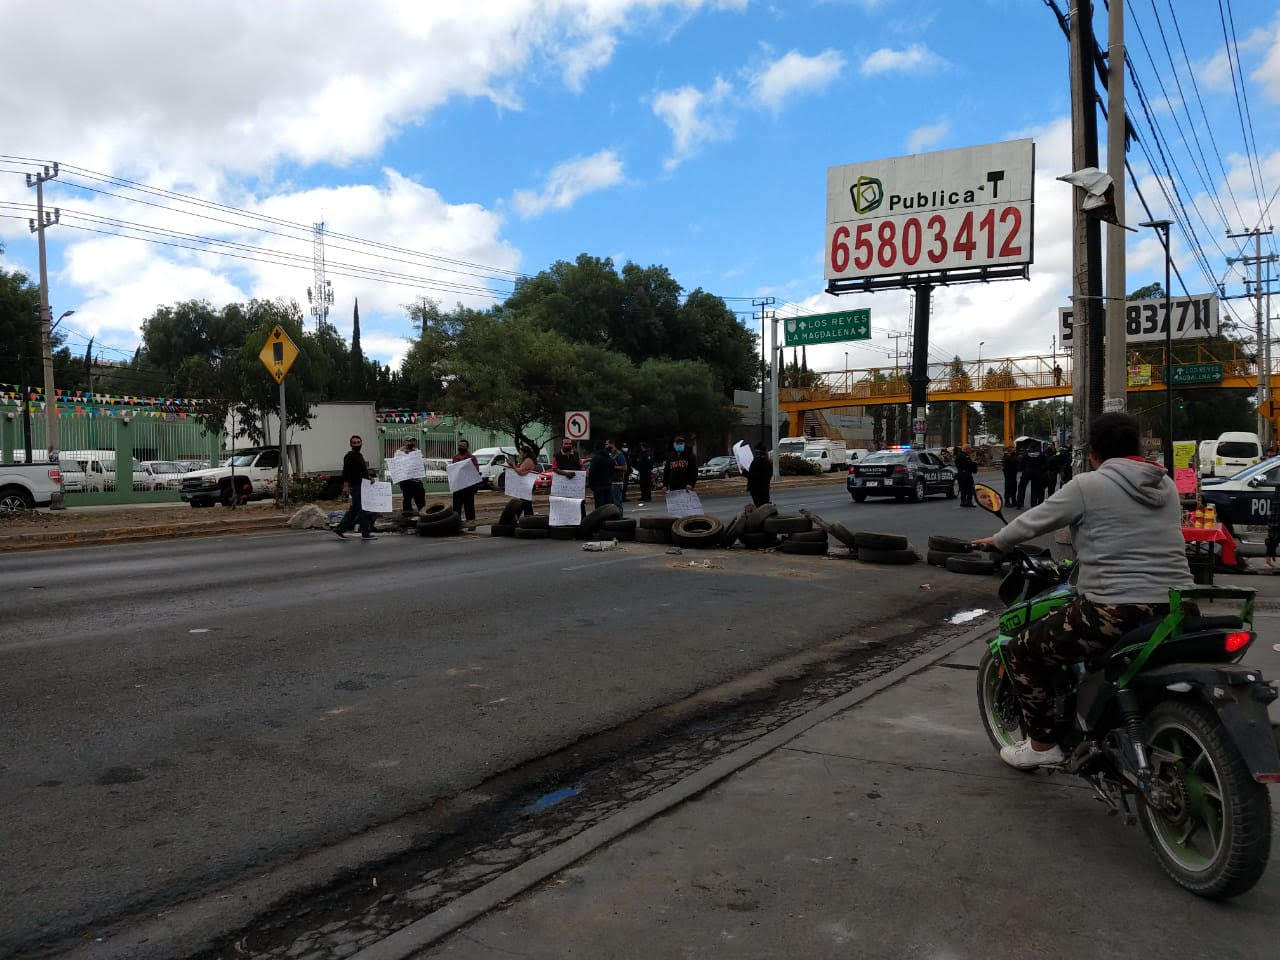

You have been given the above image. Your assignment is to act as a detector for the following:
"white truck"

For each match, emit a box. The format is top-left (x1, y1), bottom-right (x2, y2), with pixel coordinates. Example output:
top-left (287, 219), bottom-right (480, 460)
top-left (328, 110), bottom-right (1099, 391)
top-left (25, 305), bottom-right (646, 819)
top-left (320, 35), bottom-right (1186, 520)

top-left (801, 438), bottom-right (850, 472)
top-left (181, 402), bottom-right (381, 507)
top-left (0, 459), bottom-right (64, 513)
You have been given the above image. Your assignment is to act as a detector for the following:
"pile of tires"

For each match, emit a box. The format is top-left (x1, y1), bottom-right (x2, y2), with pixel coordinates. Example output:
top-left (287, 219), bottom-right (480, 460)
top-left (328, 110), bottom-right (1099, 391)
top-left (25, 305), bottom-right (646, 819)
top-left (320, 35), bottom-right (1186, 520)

top-left (671, 515), bottom-right (724, 549)
top-left (925, 534), bottom-right (996, 574)
top-left (737, 504), bottom-right (779, 550)
top-left (637, 514), bottom-right (678, 544)
top-left (515, 515), bottom-right (550, 540)
top-left (417, 502), bottom-right (463, 537)
top-left (763, 512), bottom-right (829, 556)
top-left (851, 531), bottom-right (917, 565)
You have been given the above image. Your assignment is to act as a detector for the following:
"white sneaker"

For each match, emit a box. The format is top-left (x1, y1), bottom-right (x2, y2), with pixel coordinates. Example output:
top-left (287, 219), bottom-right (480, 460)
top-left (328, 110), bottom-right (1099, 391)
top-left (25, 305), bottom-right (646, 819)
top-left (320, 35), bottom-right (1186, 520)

top-left (999, 740), bottom-right (1065, 770)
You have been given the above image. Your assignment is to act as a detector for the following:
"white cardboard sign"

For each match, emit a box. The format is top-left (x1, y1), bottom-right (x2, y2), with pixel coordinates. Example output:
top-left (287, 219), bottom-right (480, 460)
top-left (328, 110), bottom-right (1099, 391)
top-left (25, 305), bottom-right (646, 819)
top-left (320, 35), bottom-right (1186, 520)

top-left (446, 457), bottom-right (482, 492)
top-left (360, 480), bottom-right (394, 513)
top-left (550, 496), bottom-right (584, 527)
top-left (551, 470), bottom-right (586, 499)
top-left (387, 452), bottom-right (426, 483)
top-left (504, 469), bottom-right (537, 501)
top-left (665, 489), bottom-right (704, 517)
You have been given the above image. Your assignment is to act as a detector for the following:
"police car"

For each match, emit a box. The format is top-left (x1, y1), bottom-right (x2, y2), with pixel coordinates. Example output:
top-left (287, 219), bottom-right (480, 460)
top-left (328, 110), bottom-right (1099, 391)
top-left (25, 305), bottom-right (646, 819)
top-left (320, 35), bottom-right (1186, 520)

top-left (847, 448), bottom-right (958, 503)
top-left (1199, 455), bottom-right (1280, 535)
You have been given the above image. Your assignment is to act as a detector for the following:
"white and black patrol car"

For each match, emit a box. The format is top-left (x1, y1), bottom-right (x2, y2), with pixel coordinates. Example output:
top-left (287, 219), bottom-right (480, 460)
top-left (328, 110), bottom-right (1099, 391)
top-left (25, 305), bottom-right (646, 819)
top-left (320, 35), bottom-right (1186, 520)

top-left (1199, 455), bottom-right (1280, 535)
top-left (847, 449), bottom-right (958, 503)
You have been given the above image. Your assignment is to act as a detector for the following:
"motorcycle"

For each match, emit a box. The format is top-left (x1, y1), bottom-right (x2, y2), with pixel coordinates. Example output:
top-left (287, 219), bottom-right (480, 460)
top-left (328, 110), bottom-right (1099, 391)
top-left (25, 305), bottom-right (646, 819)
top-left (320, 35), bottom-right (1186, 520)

top-left (970, 482), bottom-right (1280, 898)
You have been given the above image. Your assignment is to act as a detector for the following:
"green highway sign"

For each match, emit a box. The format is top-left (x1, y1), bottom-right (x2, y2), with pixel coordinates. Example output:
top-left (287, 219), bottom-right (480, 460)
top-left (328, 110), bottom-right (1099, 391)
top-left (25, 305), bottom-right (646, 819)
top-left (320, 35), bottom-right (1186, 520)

top-left (1168, 363), bottom-right (1223, 386)
top-left (783, 309), bottom-right (871, 347)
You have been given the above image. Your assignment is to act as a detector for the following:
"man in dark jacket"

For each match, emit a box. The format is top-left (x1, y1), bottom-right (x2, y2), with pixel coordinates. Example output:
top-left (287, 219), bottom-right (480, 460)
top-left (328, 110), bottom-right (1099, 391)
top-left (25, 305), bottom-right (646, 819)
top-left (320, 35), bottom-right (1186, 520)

top-left (334, 435), bottom-right (376, 540)
top-left (1043, 443), bottom-right (1060, 497)
top-left (746, 445), bottom-right (771, 506)
top-left (1017, 441), bottom-right (1046, 508)
top-left (632, 443), bottom-right (654, 504)
top-left (663, 436), bottom-right (698, 492)
top-left (1002, 449), bottom-right (1020, 506)
top-left (954, 443), bottom-right (977, 507)
top-left (586, 441), bottom-right (615, 509)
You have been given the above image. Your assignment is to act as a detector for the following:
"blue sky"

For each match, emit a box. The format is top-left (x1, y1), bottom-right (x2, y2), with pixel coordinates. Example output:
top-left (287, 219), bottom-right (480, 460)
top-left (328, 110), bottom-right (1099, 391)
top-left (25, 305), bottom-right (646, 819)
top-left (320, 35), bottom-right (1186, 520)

top-left (1, 0), bottom-right (1277, 379)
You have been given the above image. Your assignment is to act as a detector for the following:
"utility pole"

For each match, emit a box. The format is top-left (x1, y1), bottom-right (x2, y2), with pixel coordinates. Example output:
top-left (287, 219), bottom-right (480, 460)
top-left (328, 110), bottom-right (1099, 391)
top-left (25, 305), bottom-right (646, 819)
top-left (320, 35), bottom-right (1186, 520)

top-left (769, 312), bottom-right (780, 479)
top-left (1069, 0), bottom-right (1105, 466)
top-left (26, 163), bottom-right (61, 464)
top-left (1228, 228), bottom-right (1276, 442)
top-left (1104, 0), bottom-right (1127, 411)
top-left (752, 296), bottom-right (775, 444)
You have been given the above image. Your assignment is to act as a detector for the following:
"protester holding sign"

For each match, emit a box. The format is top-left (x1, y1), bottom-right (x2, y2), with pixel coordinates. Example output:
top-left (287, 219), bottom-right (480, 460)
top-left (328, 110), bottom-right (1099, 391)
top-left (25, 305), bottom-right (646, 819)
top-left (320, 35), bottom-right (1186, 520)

top-left (505, 444), bottom-right (540, 518)
top-left (663, 435), bottom-right (698, 492)
top-left (391, 437), bottom-right (426, 515)
top-left (451, 439), bottom-right (481, 529)
top-left (334, 435), bottom-right (377, 540)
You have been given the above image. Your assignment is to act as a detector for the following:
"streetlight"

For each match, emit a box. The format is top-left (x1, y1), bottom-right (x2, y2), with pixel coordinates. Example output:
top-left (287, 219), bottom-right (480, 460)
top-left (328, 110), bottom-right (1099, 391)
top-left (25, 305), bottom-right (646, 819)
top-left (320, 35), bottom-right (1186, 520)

top-left (53, 309), bottom-right (74, 331)
top-left (1139, 219), bottom-right (1174, 475)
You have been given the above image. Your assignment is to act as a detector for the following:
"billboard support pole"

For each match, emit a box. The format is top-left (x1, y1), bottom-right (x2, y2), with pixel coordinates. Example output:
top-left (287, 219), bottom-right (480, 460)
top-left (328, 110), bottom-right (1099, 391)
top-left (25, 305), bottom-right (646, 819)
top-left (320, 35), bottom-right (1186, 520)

top-left (910, 283), bottom-right (932, 448)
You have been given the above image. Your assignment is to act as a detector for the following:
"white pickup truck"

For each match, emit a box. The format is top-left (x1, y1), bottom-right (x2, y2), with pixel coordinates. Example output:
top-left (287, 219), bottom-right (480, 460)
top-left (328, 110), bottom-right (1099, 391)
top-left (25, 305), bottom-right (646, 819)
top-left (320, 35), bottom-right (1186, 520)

top-left (0, 459), bottom-right (64, 513)
top-left (180, 447), bottom-right (283, 508)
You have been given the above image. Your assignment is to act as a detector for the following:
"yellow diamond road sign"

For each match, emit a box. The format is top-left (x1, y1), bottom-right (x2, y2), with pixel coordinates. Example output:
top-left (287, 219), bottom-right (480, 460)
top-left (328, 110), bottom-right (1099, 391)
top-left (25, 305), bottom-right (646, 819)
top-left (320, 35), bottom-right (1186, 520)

top-left (259, 325), bottom-right (299, 384)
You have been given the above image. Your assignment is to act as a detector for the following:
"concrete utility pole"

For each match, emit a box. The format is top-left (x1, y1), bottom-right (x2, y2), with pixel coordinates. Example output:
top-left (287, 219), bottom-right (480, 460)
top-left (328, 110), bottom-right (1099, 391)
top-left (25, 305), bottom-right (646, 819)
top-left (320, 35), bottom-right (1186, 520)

top-left (1104, 0), bottom-right (1127, 411)
top-left (1228, 228), bottom-right (1276, 442)
top-left (1068, 0), bottom-right (1105, 465)
top-left (26, 163), bottom-right (61, 463)
top-left (769, 312), bottom-right (780, 479)
top-left (752, 296), bottom-right (775, 441)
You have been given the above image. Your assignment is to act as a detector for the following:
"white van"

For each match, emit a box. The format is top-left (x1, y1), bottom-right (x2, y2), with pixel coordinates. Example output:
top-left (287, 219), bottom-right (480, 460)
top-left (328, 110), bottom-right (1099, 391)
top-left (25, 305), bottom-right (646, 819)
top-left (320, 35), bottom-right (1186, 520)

top-left (62, 450), bottom-right (163, 492)
top-left (1212, 432), bottom-right (1262, 479)
top-left (1197, 439), bottom-right (1218, 478)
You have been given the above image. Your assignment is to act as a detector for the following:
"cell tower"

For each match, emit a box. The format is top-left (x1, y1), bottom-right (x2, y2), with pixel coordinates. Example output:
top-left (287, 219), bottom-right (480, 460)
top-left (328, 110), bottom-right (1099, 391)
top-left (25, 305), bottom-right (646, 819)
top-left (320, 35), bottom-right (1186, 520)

top-left (306, 220), bottom-right (334, 333)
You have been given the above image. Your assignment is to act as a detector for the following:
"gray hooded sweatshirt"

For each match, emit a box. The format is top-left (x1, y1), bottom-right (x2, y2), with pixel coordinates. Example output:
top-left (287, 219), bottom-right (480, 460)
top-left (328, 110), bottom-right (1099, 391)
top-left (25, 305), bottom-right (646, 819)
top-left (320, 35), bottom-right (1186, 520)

top-left (992, 457), bottom-right (1192, 605)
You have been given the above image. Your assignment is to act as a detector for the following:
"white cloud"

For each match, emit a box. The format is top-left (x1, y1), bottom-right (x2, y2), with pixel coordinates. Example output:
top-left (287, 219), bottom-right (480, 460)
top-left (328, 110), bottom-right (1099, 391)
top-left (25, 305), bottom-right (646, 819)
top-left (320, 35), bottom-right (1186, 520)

top-left (512, 150), bottom-right (625, 218)
top-left (1253, 16), bottom-right (1280, 102)
top-left (860, 43), bottom-right (948, 77)
top-left (652, 76), bottom-right (735, 170)
top-left (749, 49), bottom-right (845, 113)
top-left (1199, 22), bottom-right (1273, 93)
top-left (906, 118), bottom-right (950, 154)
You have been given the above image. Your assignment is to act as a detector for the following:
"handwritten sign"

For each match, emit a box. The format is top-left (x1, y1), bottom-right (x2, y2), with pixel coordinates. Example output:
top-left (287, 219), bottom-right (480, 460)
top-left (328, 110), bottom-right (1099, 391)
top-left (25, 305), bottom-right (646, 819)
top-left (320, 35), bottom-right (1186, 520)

top-left (504, 469), bottom-right (537, 500)
top-left (387, 453), bottom-right (426, 483)
top-left (550, 496), bottom-right (583, 527)
top-left (551, 470), bottom-right (586, 499)
top-left (360, 479), bottom-right (393, 513)
top-left (1174, 467), bottom-right (1198, 495)
top-left (446, 457), bottom-right (482, 492)
top-left (665, 489), bottom-right (704, 517)
top-left (733, 441), bottom-right (754, 473)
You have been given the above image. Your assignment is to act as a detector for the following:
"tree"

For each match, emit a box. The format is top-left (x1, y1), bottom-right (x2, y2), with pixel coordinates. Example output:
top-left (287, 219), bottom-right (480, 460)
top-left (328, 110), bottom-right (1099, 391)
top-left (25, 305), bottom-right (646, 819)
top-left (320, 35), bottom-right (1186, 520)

top-left (348, 298), bottom-right (367, 399)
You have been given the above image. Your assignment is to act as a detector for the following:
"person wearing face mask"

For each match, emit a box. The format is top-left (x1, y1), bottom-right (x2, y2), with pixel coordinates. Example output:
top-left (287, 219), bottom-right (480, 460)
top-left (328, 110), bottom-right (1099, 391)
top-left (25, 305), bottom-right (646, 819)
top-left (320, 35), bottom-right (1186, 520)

top-left (394, 436), bottom-right (426, 516)
top-left (552, 438), bottom-right (582, 477)
top-left (587, 440), bottom-right (615, 509)
top-left (334, 435), bottom-right (377, 540)
top-left (663, 436), bottom-right (698, 492)
top-left (451, 439), bottom-right (481, 529)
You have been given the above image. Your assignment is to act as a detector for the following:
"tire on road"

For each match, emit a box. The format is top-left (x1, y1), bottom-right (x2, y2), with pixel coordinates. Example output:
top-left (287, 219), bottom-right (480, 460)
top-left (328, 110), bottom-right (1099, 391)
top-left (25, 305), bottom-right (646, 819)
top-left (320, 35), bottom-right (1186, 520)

top-left (786, 529), bottom-right (829, 543)
top-left (927, 549), bottom-right (963, 567)
top-left (498, 499), bottom-right (524, 526)
top-left (490, 523), bottom-right (516, 537)
top-left (854, 531), bottom-right (909, 551)
top-left (909, 478), bottom-right (927, 503)
top-left (945, 479), bottom-right (959, 499)
top-left (779, 538), bottom-right (828, 556)
top-left (763, 514), bottom-right (812, 535)
top-left (635, 527), bottom-right (670, 544)
top-left (671, 515), bottom-right (725, 548)
top-left (928, 535), bottom-right (972, 553)
top-left (514, 526), bottom-right (550, 540)
top-left (549, 526), bottom-right (579, 540)
top-left (417, 510), bottom-right (462, 537)
top-left (738, 530), bottom-right (779, 550)
top-left (944, 555), bottom-right (998, 574)
top-left (581, 503), bottom-right (622, 538)
top-left (858, 547), bottom-right (918, 565)
top-left (638, 514), bottom-right (678, 531)
top-left (828, 521), bottom-right (857, 549)
top-left (720, 512), bottom-right (748, 547)
top-left (517, 515), bottom-right (549, 529)
top-left (603, 518), bottom-right (637, 533)
top-left (422, 502), bottom-right (451, 519)
top-left (743, 503), bottom-right (778, 533)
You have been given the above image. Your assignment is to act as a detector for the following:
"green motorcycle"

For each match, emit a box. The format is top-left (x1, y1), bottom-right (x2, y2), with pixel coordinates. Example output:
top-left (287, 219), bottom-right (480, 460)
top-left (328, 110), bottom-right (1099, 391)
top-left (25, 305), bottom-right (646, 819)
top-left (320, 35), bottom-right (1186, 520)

top-left (971, 483), bottom-right (1280, 898)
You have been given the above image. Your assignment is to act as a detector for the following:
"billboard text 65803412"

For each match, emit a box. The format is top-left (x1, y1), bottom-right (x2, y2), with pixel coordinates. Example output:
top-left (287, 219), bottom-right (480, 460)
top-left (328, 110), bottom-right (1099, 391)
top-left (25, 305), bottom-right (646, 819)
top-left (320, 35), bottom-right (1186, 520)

top-left (825, 139), bottom-right (1034, 285)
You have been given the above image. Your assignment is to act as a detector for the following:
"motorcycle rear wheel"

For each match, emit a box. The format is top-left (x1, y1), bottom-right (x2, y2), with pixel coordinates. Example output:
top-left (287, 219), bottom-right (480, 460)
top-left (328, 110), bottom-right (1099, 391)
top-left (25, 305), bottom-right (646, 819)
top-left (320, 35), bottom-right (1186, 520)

top-left (1138, 699), bottom-right (1272, 899)
top-left (976, 649), bottom-right (1025, 751)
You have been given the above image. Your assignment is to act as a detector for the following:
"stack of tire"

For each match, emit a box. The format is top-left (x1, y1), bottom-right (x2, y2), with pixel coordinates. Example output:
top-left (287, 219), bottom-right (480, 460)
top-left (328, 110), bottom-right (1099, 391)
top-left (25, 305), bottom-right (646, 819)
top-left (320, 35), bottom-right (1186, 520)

top-left (637, 514), bottom-right (679, 545)
top-left (851, 531), bottom-right (918, 565)
top-left (416, 502), bottom-right (463, 537)
top-left (925, 535), bottom-right (997, 574)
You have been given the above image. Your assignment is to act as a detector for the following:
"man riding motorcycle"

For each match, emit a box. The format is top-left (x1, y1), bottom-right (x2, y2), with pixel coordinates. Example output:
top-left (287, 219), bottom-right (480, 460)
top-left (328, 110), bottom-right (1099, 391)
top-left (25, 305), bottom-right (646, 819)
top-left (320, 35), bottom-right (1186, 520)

top-left (973, 413), bottom-right (1193, 770)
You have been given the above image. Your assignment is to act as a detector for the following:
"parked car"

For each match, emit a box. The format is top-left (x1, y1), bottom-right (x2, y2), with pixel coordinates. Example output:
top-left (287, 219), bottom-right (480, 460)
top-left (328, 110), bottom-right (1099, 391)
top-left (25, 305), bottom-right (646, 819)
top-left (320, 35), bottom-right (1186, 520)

top-left (180, 447), bottom-right (282, 507)
top-left (698, 455), bottom-right (741, 480)
top-left (143, 460), bottom-right (188, 490)
top-left (0, 459), bottom-right (63, 513)
top-left (1199, 455), bottom-right (1280, 537)
top-left (535, 467), bottom-right (554, 491)
top-left (61, 450), bottom-right (164, 492)
top-left (847, 449), bottom-right (957, 502)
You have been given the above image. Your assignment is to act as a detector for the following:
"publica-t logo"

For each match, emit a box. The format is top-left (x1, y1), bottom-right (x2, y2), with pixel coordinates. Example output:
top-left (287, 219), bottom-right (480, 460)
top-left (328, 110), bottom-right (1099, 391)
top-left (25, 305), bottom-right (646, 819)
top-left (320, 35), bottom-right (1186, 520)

top-left (850, 175), bottom-right (884, 214)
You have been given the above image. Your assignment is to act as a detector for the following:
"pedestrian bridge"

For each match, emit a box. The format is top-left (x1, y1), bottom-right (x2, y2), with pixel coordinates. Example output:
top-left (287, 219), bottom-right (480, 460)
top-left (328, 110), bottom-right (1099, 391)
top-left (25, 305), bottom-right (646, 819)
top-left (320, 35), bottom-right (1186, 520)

top-left (779, 343), bottom-right (1270, 444)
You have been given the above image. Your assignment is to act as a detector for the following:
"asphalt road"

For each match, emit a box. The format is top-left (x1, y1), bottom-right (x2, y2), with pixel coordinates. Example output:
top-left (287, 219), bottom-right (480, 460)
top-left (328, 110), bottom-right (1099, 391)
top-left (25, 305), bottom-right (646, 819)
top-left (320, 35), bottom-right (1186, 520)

top-left (0, 478), bottom-right (998, 958)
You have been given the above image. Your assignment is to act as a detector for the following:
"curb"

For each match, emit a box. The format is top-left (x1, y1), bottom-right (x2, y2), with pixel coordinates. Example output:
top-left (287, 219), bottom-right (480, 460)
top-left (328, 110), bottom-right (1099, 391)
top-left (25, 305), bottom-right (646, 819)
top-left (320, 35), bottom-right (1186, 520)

top-left (0, 516), bottom-right (288, 551)
top-left (351, 616), bottom-right (996, 960)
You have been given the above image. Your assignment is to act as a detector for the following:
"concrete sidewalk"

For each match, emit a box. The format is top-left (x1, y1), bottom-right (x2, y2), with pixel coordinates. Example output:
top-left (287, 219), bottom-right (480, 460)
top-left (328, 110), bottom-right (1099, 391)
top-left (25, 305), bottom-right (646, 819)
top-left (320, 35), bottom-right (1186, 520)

top-left (416, 633), bottom-right (1280, 960)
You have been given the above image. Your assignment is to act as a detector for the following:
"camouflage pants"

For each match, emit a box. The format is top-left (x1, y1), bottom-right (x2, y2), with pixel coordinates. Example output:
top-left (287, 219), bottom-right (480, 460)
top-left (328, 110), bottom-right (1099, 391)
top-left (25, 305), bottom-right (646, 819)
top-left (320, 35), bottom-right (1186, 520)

top-left (1006, 597), bottom-right (1164, 742)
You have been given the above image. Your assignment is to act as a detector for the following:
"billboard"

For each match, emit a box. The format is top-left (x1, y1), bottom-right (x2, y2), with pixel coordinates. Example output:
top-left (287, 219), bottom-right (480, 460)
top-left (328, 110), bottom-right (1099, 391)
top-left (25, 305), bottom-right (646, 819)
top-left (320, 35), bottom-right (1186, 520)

top-left (826, 139), bottom-right (1034, 285)
top-left (1058, 294), bottom-right (1219, 346)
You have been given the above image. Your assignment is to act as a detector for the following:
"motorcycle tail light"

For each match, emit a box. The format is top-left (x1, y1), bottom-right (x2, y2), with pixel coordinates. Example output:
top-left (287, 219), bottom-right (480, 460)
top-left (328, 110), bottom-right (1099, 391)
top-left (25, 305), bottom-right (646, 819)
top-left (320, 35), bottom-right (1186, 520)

top-left (1224, 631), bottom-right (1251, 653)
